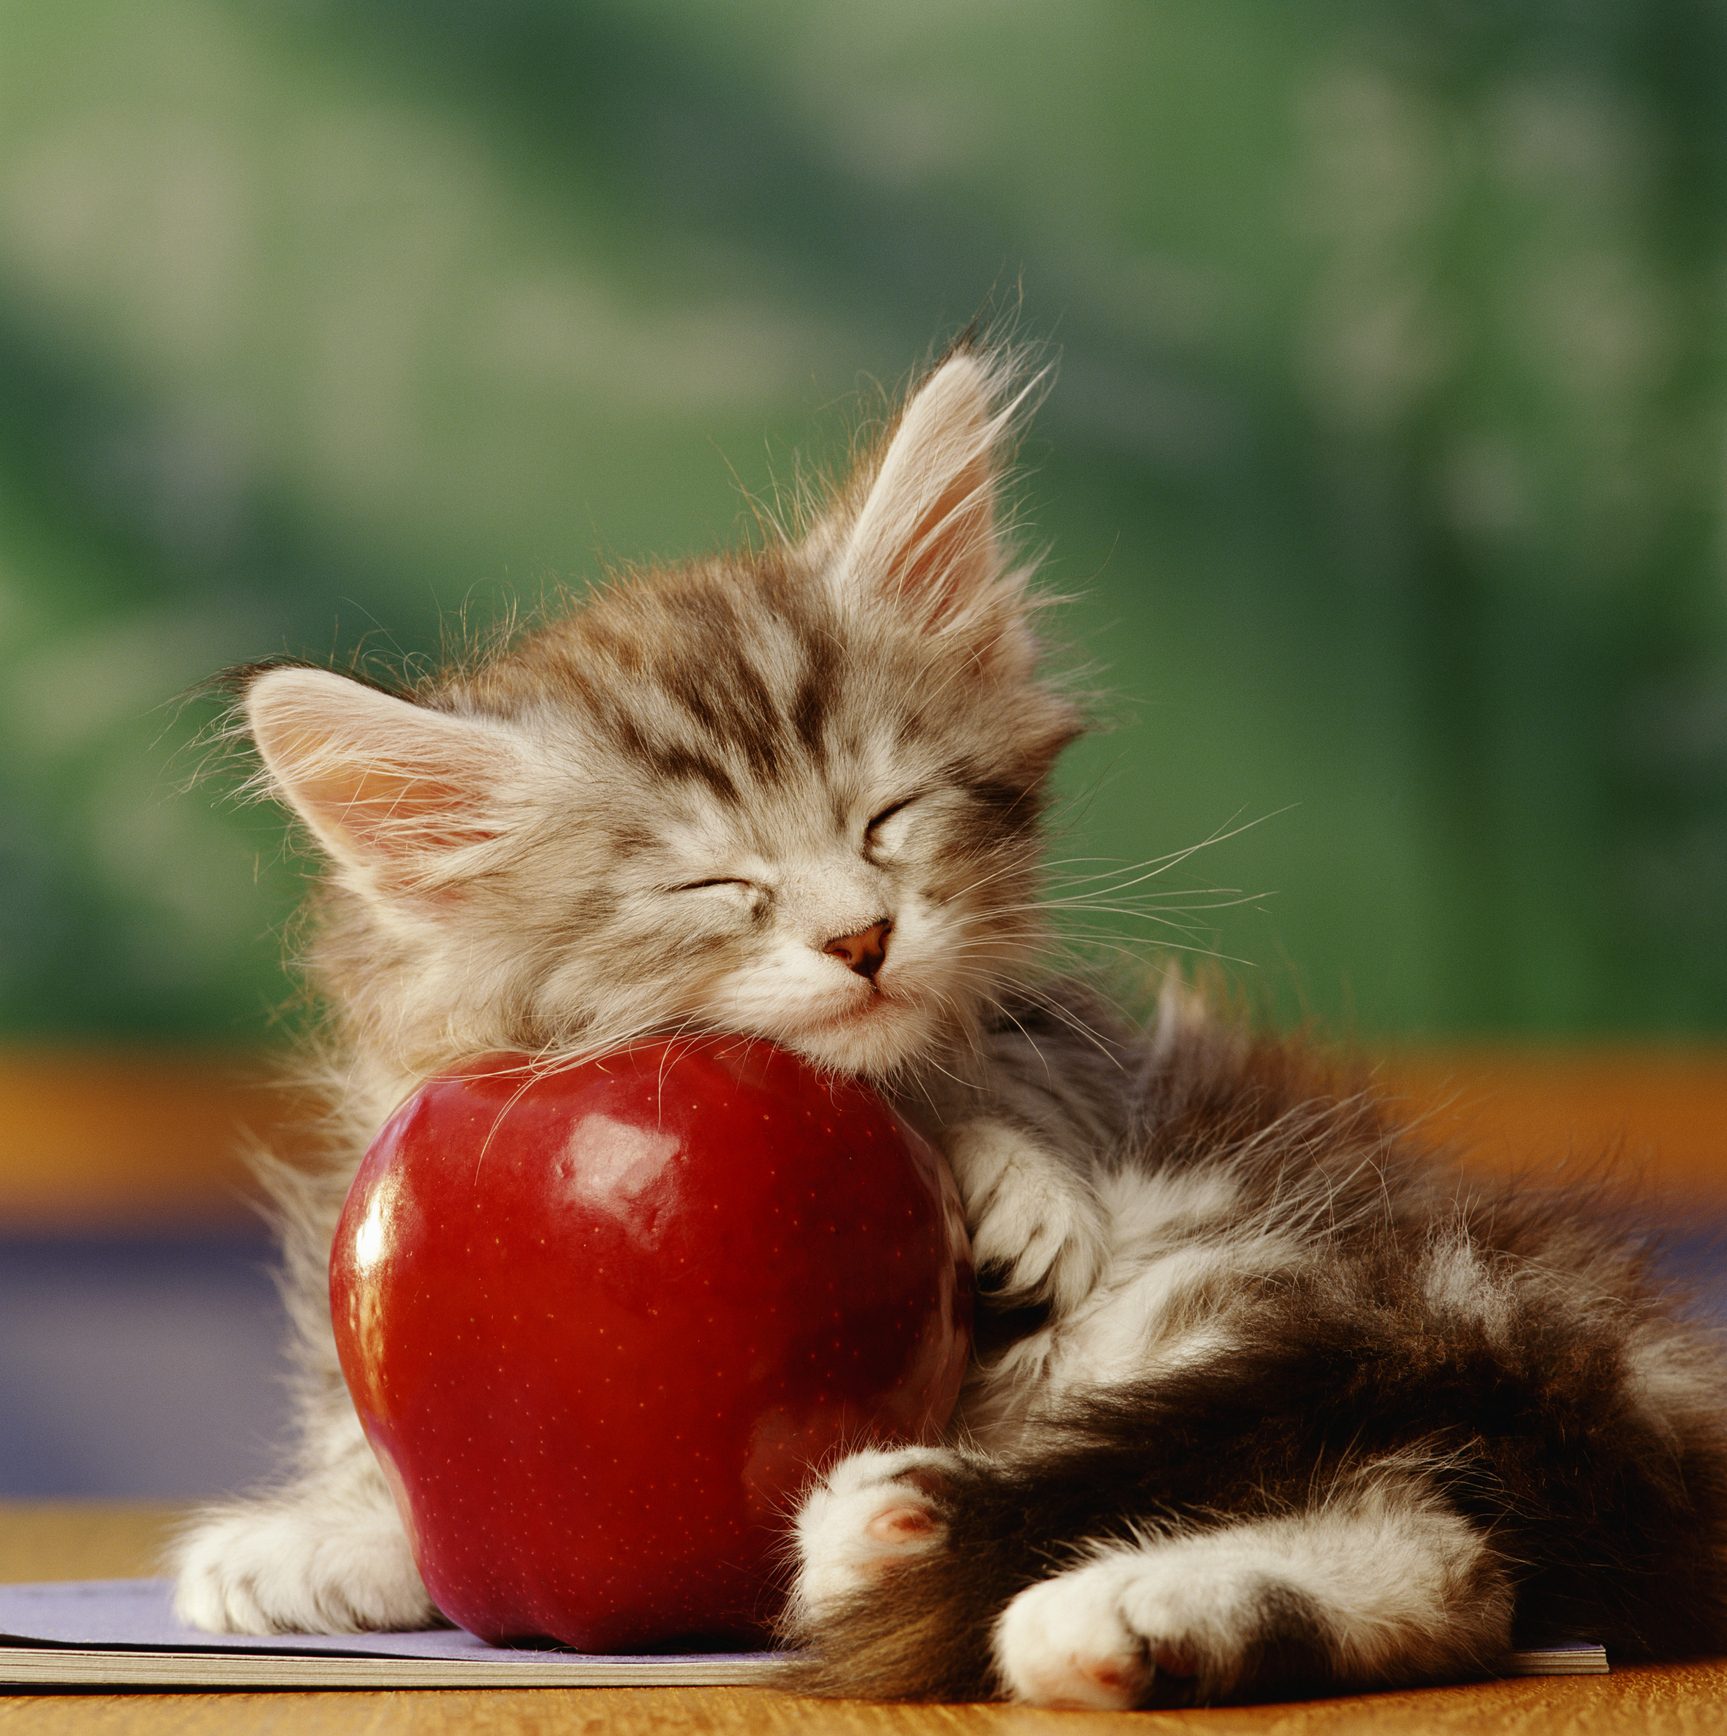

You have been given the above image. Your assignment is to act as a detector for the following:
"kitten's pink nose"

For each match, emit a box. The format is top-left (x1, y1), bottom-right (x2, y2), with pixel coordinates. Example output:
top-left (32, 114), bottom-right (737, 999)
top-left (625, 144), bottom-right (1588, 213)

top-left (823, 919), bottom-right (892, 980)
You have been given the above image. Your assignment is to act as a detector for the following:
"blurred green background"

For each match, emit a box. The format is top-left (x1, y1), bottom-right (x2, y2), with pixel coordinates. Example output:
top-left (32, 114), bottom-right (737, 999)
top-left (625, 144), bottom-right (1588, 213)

top-left (2, 0), bottom-right (1723, 1045)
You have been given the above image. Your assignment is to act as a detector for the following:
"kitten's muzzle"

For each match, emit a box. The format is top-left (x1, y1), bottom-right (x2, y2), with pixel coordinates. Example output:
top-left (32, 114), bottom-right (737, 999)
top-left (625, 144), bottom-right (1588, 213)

top-left (823, 918), bottom-right (892, 981)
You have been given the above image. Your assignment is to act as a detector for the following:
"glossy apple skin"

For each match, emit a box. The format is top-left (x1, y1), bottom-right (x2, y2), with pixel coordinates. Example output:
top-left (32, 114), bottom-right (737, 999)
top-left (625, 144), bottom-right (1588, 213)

top-left (330, 1039), bottom-right (973, 1651)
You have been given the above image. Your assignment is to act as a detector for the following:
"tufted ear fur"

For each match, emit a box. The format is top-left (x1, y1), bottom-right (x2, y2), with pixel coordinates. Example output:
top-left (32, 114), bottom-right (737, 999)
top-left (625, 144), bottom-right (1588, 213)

top-left (825, 350), bottom-right (1041, 670)
top-left (243, 667), bottom-right (527, 896)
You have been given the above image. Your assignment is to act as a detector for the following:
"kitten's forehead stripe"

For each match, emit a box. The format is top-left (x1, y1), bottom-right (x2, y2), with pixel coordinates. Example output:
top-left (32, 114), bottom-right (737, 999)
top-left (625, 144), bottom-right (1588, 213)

top-left (660, 646), bottom-right (787, 784)
top-left (542, 563), bottom-right (861, 801)
top-left (652, 744), bottom-right (740, 803)
top-left (790, 637), bottom-right (836, 759)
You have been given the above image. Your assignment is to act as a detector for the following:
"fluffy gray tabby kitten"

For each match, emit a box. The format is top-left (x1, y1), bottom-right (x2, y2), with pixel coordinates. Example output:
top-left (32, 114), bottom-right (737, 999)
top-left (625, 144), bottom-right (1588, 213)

top-left (175, 348), bottom-right (1727, 1708)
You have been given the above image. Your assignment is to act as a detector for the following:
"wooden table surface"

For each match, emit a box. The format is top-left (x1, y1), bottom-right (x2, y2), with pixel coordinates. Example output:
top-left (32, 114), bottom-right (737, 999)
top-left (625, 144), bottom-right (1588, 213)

top-left (1, 1505), bottom-right (1724, 1733)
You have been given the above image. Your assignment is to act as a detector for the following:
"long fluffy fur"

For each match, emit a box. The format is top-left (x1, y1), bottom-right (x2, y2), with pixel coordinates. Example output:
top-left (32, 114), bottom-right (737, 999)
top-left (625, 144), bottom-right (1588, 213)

top-left (784, 1004), bottom-right (1727, 1702)
top-left (175, 343), bottom-right (1727, 1706)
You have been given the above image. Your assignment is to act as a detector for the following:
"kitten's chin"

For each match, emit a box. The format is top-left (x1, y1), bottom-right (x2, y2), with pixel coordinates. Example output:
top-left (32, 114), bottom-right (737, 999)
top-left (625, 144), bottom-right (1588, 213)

top-left (775, 997), bottom-right (940, 1078)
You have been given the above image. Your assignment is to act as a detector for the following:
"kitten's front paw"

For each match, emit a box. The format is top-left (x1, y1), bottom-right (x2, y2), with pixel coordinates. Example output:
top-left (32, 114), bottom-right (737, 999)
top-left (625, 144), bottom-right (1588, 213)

top-left (944, 1120), bottom-right (1108, 1314)
top-left (993, 1545), bottom-right (1318, 1709)
top-left (788, 1446), bottom-right (959, 1624)
top-left (173, 1496), bottom-right (434, 1634)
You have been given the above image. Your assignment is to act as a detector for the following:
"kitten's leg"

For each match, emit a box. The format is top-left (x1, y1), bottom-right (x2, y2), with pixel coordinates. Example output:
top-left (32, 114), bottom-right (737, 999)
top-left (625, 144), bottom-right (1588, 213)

top-left (942, 1117), bottom-right (1108, 1314)
top-left (173, 1424), bottom-right (433, 1634)
top-left (994, 1481), bottom-right (1511, 1709)
top-left (787, 1445), bottom-right (965, 1624)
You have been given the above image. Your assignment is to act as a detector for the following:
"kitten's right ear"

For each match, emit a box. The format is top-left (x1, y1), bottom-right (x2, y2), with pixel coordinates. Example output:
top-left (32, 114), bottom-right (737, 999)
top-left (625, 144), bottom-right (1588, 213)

top-left (814, 348), bottom-right (1043, 672)
top-left (243, 667), bottom-right (525, 894)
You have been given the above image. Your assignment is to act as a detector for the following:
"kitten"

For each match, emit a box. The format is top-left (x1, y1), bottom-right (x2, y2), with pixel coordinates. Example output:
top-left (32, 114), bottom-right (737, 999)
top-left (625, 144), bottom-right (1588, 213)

top-left (174, 346), bottom-right (1727, 1707)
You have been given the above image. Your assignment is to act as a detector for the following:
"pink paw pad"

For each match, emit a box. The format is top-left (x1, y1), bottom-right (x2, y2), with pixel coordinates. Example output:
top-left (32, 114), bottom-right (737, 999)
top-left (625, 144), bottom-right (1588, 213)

top-left (1077, 1655), bottom-right (1143, 1695)
top-left (1034, 1651), bottom-right (1149, 1709)
top-left (866, 1501), bottom-right (939, 1544)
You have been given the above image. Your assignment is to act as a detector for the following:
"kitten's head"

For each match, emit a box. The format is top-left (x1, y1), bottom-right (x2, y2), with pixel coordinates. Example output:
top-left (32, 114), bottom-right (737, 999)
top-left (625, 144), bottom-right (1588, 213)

top-left (242, 349), bottom-right (1083, 1080)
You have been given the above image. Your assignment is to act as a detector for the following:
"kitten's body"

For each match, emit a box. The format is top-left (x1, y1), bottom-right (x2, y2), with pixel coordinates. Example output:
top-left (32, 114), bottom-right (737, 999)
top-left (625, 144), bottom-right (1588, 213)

top-left (175, 349), bottom-right (1727, 1706)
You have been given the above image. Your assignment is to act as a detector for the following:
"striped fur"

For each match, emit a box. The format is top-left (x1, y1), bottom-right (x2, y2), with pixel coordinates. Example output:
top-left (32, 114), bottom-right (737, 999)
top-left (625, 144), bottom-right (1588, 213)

top-left (175, 346), bottom-right (1727, 1709)
top-left (785, 1006), bottom-right (1727, 1703)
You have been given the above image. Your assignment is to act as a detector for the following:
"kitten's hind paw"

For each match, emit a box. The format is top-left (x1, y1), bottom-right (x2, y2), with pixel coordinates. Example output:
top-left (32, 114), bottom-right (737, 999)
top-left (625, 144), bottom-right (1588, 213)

top-left (944, 1119), bottom-right (1109, 1315)
top-left (788, 1446), bottom-right (959, 1623)
top-left (173, 1495), bottom-right (434, 1635)
top-left (993, 1544), bottom-right (1316, 1709)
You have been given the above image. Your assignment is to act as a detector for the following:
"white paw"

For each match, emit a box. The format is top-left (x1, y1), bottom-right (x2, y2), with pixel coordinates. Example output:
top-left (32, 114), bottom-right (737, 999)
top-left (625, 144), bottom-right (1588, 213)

top-left (944, 1120), bottom-right (1108, 1313)
top-left (790, 1446), bottom-right (958, 1620)
top-left (994, 1543), bottom-right (1278, 1709)
top-left (173, 1496), bottom-right (434, 1634)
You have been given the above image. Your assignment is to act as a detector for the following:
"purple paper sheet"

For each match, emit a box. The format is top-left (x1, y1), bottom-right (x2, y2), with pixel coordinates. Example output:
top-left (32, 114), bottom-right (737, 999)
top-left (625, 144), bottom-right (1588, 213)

top-left (0, 1579), bottom-right (779, 1668)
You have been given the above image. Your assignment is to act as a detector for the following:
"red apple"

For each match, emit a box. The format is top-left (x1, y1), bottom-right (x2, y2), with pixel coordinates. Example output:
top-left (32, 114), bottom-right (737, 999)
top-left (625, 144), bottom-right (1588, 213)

top-left (329, 1039), bottom-right (973, 1650)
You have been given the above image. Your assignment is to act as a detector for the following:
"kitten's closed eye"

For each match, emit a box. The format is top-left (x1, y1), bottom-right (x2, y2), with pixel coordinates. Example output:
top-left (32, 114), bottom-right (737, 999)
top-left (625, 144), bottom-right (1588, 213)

top-left (671, 877), bottom-right (756, 894)
top-left (864, 796), bottom-right (920, 857)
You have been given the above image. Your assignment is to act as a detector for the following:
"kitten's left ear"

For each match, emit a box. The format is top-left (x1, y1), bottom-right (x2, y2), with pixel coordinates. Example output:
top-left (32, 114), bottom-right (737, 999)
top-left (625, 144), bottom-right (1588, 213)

top-left (823, 350), bottom-right (1040, 668)
top-left (243, 666), bottom-right (527, 902)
